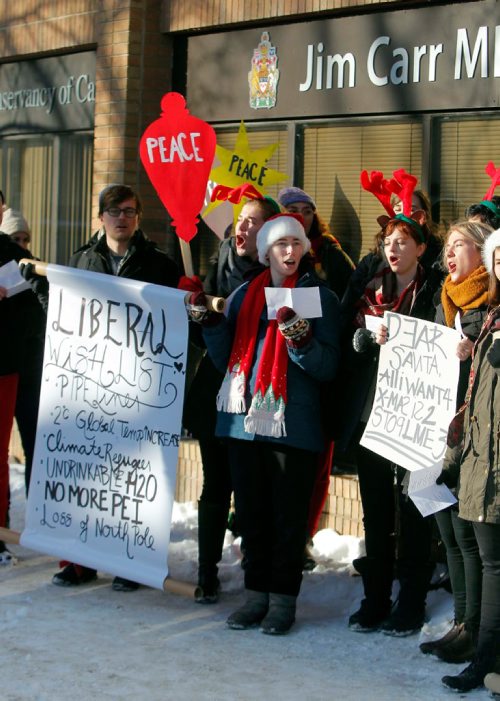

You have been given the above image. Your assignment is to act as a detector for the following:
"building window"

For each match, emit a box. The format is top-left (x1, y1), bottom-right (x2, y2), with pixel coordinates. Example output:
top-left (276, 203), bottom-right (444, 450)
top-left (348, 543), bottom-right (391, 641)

top-left (301, 120), bottom-right (423, 263)
top-left (0, 132), bottom-right (93, 264)
top-left (433, 116), bottom-right (500, 232)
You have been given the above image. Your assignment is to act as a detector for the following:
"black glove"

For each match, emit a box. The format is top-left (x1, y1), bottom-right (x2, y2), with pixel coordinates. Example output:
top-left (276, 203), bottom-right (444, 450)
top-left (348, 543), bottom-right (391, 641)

top-left (353, 327), bottom-right (376, 353)
top-left (186, 291), bottom-right (222, 327)
top-left (19, 260), bottom-right (49, 307)
top-left (436, 470), bottom-right (458, 489)
top-left (487, 334), bottom-right (500, 368)
top-left (276, 306), bottom-right (312, 348)
top-left (19, 261), bottom-right (37, 281)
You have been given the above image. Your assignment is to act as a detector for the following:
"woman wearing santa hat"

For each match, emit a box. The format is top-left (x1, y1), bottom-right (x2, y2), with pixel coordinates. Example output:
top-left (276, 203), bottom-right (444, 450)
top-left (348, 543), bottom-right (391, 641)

top-left (187, 212), bottom-right (340, 635)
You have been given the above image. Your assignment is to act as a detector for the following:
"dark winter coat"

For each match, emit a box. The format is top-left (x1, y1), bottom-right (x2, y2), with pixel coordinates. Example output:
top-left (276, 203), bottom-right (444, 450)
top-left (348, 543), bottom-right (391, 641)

top-left (0, 234), bottom-right (46, 376)
top-left (443, 307), bottom-right (500, 524)
top-left (333, 254), bottom-right (445, 451)
top-left (203, 237), bottom-right (262, 299)
top-left (313, 235), bottom-right (355, 301)
top-left (202, 272), bottom-right (340, 453)
top-left (69, 229), bottom-right (180, 288)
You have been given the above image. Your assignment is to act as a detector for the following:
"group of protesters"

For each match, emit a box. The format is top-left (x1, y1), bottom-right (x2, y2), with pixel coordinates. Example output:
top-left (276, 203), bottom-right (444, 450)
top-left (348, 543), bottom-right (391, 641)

top-left (2, 172), bottom-right (500, 694)
top-left (184, 171), bottom-right (500, 694)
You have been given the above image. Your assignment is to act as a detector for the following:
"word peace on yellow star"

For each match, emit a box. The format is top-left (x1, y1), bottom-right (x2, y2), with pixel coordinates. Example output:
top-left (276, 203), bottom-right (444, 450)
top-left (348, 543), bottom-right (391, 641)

top-left (204, 121), bottom-right (288, 220)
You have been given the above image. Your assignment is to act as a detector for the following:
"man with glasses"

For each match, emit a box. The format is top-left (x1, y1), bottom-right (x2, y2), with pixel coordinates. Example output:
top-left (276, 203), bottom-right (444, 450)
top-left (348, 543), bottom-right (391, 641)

top-left (52, 184), bottom-right (180, 591)
top-left (69, 184), bottom-right (180, 284)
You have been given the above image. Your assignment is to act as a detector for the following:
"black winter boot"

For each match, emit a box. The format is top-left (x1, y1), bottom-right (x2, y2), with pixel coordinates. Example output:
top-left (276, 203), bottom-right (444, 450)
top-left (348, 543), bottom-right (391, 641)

top-left (442, 659), bottom-right (490, 692)
top-left (381, 561), bottom-right (433, 637)
top-left (227, 590), bottom-right (269, 630)
top-left (348, 557), bottom-right (393, 632)
top-left (196, 501), bottom-right (229, 604)
top-left (260, 593), bottom-right (297, 635)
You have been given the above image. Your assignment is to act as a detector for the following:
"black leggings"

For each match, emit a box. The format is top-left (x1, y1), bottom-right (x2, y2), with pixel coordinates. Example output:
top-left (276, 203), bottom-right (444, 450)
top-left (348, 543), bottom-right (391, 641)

top-left (473, 521), bottom-right (500, 655)
top-left (228, 440), bottom-right (317, 597)
top-left (435, 507), bottom-right (482, 631)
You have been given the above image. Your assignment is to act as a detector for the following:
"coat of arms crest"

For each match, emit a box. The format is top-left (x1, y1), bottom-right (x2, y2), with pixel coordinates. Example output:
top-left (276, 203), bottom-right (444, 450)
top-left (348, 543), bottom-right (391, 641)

top-left (248, 32), bottom-right (279, 110)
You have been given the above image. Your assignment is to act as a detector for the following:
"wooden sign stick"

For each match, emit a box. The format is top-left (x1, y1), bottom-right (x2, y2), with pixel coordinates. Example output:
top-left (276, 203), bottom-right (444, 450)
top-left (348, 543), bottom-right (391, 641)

top-left (0, 526), bottom-right (197, 597)
top-left (19, 258), bottom-right (226, 313)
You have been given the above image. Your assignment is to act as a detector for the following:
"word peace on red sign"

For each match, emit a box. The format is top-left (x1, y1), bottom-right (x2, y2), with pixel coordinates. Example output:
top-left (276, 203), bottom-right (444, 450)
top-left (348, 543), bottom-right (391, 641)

top-left (140, 92), bottom-right (216, 242)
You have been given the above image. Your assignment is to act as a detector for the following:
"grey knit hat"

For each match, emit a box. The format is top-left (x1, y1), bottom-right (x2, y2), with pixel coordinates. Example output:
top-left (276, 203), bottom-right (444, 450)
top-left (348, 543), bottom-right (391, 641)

top-left (277, 187), bottom-right (316, 210)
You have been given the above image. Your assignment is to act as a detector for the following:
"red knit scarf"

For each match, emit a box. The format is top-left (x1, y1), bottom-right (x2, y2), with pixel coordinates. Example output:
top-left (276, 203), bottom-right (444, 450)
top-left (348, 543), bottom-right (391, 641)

top-left (216, 268), bottom-right (299, 437)
top-left (354, 261), bottom-right (423, 328)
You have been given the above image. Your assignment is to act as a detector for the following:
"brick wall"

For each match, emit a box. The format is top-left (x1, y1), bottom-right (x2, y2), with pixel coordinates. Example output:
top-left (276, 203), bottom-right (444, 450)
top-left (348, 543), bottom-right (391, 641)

top-left (162, 0), bottom-right (401, 32)
top-left (0, 1), bottom-right (96, 56)
top-left (92, 0), bottom-right (175, 245)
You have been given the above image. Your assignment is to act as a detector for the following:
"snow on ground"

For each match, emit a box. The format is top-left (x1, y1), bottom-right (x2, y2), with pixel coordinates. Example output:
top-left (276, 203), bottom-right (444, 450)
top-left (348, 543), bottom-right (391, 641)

top-left (1, 463), bottom-right (489, 701)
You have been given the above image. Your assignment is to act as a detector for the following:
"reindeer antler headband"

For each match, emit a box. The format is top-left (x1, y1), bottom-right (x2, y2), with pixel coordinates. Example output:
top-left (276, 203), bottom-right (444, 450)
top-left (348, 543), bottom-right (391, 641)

top-left (360, 168), bottom-right (425, 242)
top-left (210, 183), bottom-right (280, 214)
top-left (480, 161), bottom-right (500, 217)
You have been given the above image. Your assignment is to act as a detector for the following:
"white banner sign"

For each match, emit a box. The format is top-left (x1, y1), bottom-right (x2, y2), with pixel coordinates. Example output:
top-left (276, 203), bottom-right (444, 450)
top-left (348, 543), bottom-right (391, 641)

top-left (360, 312), bottom-right (460, 473)
top-left (21, 265), bottom-right (188, 589)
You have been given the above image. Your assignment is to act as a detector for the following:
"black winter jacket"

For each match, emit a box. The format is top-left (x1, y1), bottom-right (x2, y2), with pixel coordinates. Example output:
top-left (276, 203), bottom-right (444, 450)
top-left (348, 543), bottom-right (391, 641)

top-left (0, 234), bottom-right (46, 376)
top-left (69, 229), bottom-right (180, 288)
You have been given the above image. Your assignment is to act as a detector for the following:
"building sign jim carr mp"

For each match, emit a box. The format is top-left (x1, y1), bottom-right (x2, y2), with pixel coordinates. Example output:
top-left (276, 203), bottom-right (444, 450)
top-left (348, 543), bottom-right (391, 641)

top-left (186, 0), bottom-right (500, 121)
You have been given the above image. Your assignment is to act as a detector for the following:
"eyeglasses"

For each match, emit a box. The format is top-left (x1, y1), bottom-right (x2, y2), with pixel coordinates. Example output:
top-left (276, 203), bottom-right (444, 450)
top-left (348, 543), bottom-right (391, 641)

top-left (105, 207), bottom-right (138, 218)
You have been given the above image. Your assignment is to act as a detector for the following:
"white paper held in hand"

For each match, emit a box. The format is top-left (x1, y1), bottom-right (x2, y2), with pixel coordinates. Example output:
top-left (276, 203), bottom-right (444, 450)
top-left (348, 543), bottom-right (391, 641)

top-left (0, 259), bottom-right (31, 297)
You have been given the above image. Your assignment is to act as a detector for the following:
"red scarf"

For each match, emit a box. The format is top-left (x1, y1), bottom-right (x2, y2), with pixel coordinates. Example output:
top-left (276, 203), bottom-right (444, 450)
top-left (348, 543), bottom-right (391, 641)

top-left (354, 261), bottom-right (422, 328)
top-left (216, 269), bottom-right (299, 437)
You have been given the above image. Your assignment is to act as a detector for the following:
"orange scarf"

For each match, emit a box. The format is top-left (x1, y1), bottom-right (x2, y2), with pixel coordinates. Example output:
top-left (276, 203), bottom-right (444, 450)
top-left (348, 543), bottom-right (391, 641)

top-left (440, 265), bottom-right (489, 327)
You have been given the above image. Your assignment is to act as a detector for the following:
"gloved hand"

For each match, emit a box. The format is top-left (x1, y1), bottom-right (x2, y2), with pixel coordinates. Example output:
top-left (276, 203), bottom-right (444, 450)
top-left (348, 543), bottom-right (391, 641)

top-left (353, 327), bottom-right (376, 353)
top-left (19, 260), bottom-right (49, 300)
top-left (276, 306), bottom-right (312, 348)
top-left (178, 275), bottom-right (203, 293)
top-left (186, 291), bottom-right (222, 326)
top-left (19, 260), bottom-right (37, 281)
top-left (436, 470), bottom-right (458, 489)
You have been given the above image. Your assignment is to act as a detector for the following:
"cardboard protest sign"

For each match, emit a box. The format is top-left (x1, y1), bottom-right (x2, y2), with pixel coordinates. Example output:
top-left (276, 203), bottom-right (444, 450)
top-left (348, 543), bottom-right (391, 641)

top-left (360, 312), bottom-right (460, 473)
top-left (139, 92), bottom-right (216, 243)
top-left (202, 121), bottom-right (288, 236)
top-left (21, 265), bottom-right (188, 589)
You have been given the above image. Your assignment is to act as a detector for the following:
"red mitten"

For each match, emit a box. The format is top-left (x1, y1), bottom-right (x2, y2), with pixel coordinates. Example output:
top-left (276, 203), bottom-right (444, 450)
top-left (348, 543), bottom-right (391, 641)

top-left (276, 306), bottom-right (312, 348)
top-left (178, 274), bottom-right (203, 292)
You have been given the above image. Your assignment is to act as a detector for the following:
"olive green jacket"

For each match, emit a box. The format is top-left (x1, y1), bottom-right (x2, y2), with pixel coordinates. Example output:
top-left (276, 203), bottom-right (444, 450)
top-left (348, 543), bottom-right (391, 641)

top-left (444, 307), bottom-right (500, 524)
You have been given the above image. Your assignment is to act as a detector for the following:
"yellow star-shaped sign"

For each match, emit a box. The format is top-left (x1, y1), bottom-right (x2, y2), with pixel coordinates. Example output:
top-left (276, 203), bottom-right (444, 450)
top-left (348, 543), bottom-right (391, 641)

top-left (204, 121), bottom-right (288, 221)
